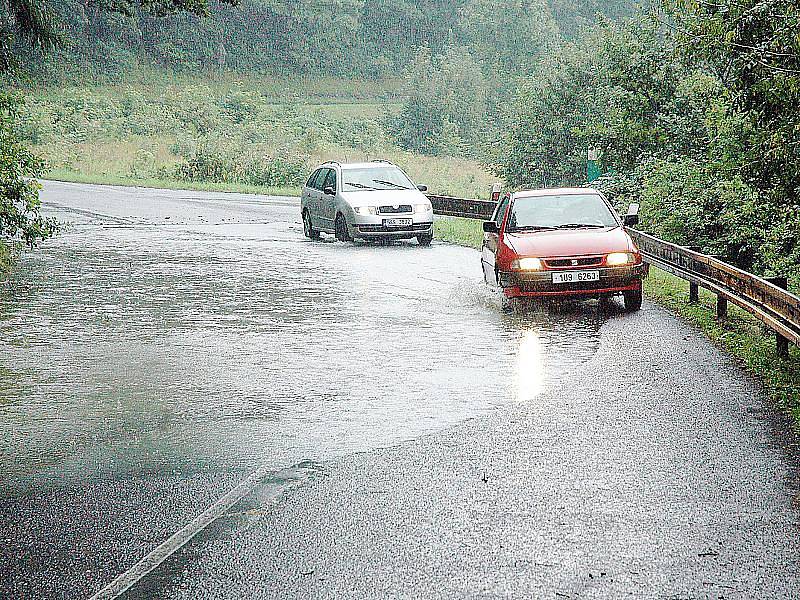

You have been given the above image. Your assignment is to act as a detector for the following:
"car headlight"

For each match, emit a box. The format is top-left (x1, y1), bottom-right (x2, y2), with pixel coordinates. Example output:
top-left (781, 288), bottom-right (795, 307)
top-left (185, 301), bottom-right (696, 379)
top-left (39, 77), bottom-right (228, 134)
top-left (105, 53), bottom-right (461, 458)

top-left (606, 252), bottom-right (634, 266)
top-left (511, 257), bottom-right (543, 271)
top-left (354, 206), bottom-right (376, 215)
top-left (414, 203), bottom-right (432, 213)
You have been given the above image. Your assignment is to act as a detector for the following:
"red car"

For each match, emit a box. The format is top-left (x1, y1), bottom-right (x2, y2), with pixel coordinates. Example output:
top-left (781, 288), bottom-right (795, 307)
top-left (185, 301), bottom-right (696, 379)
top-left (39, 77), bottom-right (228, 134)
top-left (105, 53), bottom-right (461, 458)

top-left (481, 188), bottom-right (645, 310)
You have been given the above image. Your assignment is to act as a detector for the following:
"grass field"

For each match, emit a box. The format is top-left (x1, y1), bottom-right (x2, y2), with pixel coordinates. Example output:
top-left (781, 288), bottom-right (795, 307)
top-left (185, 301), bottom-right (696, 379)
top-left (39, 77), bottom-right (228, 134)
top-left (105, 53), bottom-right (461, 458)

top-left (434, 215), bottom-right (800, 428)
top-left (17, 71), bottom-right (499, 199)
top-left (434, 216), bottom-right (485, 249)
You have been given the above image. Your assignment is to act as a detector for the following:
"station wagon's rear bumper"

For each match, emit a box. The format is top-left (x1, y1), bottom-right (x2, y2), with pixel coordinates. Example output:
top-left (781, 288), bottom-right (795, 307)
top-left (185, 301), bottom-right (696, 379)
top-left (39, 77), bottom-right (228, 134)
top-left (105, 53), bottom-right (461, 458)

top-left (499, 264), bottom-right (646, 298)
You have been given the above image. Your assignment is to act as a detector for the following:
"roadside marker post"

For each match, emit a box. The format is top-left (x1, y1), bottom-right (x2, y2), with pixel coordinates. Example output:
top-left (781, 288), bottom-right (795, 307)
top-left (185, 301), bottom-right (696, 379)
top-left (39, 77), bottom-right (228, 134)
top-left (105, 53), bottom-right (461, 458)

top-left (766, 276), bottom-right (790, 357)
top-left (490, 183), bottom-right (502, 203)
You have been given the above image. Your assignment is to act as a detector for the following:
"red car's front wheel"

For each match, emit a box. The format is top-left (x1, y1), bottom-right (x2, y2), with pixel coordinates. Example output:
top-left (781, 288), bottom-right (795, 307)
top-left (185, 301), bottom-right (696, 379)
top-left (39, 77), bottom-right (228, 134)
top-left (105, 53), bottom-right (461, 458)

top-left (623, 288), bottom-right (643, 311)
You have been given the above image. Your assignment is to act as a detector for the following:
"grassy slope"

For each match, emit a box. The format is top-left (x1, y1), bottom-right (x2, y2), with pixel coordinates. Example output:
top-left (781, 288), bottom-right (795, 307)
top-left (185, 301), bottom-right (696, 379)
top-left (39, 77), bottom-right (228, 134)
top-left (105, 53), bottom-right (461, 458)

top-left (19, 71), bottom-right (498, 199)
top-left (434, 216), bottom-right (800, 427)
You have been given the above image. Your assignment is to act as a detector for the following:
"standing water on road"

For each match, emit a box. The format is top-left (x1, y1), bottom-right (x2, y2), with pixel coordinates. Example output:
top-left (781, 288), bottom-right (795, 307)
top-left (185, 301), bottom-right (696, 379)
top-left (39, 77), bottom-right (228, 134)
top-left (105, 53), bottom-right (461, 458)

top-left (1, 182), bottom-right (611, 485)
top-left (0, 182), bottom-right (614, 597)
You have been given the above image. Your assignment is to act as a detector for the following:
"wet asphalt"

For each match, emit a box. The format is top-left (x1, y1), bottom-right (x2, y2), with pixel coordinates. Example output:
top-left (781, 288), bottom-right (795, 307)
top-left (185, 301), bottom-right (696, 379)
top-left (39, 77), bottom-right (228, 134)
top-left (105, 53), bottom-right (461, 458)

top-left (1, 181), bottom-right (798, 598)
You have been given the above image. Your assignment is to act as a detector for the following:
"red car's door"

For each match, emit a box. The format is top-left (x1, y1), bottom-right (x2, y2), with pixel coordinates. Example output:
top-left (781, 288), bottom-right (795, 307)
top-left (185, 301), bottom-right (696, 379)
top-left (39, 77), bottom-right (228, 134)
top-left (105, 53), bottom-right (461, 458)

top-left (481, 194), bottom-right (511, 285)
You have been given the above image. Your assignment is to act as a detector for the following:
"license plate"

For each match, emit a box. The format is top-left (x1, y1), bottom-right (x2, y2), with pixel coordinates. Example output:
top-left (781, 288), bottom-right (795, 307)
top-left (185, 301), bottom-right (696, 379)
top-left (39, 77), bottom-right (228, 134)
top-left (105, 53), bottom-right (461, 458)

top-left (552, 270), bottom-right (600, 284)
top-left (383, 218), bottom-right (412, 227)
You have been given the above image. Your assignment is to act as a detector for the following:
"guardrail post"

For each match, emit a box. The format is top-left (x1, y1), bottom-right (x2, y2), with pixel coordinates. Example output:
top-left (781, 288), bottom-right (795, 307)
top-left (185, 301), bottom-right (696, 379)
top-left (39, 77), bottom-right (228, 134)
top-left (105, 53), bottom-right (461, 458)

top-left (688, 246), bottom-right (700, 303)
top-left (716, 295), bottom-right (728, 320)
top-left (689, 282), bottom-right (699, 303)
top-left (766, 276), bottom-right (790, 357)
top-left (707, 254), bottom-right (728, 320)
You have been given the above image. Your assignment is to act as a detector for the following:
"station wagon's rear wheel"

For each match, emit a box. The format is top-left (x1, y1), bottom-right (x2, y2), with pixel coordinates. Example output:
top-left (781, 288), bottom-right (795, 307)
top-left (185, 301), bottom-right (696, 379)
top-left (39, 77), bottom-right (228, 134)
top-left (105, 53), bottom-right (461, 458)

top-left (623, 289), bottom-right (643, 311)
top-left (334, 213), bottom-right (352, 242)
top-left (303, 210), bottom-right (320, 240)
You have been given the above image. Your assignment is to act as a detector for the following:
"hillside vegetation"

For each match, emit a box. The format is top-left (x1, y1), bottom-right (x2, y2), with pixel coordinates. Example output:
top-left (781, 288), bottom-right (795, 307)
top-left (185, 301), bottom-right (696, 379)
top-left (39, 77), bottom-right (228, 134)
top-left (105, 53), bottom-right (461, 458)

top-left (20, 72), bottom-right (497, 198)
top-left (8, 1), bottom-right (636, 200)
top-left (9, 0), bottom-right (635, 79)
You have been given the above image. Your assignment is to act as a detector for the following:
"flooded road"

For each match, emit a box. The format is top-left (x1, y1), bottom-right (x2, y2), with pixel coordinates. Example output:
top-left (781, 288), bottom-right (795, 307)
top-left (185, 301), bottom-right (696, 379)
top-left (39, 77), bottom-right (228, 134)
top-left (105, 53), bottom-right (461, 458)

top-left (0, 181), bottom-right (614, 597)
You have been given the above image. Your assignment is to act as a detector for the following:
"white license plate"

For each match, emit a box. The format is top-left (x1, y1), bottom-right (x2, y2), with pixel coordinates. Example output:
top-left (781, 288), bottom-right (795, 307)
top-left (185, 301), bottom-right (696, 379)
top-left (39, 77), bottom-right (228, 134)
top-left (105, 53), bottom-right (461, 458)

top-left (383, 218), bottom-right (412, 227)
top-left (552, 270), bottom-right (600, 284)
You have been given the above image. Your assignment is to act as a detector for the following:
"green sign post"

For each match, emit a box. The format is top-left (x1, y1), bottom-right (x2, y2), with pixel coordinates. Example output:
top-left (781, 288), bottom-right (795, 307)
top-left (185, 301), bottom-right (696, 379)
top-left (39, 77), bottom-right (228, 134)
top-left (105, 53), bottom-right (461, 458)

top-left (587, 148), bottom-right (601, 183)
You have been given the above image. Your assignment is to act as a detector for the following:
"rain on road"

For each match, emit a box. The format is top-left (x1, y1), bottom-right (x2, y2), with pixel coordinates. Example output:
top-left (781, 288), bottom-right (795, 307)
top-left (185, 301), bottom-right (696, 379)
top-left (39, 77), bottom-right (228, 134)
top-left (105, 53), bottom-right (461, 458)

top-left (1, 181), bottom-right (797, 598)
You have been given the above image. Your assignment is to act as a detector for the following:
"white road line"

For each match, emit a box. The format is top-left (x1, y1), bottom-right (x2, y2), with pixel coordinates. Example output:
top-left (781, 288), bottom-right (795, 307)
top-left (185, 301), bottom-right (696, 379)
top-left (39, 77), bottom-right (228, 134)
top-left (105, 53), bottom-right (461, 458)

top-left (88, 464), bottom-right (310, 599)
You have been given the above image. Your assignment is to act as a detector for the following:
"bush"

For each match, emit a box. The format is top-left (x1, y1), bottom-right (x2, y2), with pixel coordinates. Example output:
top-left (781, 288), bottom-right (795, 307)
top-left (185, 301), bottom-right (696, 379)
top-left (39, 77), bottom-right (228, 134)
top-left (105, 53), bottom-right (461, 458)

top-left (218, 89), bottom-right (259, 124)
top-left (173, 144), bottom-right (308, 187)
top-left (597, 158), bottom-right (766, 271)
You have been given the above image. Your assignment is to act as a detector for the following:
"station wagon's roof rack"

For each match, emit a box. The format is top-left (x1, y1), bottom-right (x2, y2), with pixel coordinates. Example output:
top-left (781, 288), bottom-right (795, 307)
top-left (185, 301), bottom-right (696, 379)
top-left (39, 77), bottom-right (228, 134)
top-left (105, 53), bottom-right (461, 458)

top-left (322, 160), bottom-right (340, 166)
top-left (371, 159), bottom-right (393, 164)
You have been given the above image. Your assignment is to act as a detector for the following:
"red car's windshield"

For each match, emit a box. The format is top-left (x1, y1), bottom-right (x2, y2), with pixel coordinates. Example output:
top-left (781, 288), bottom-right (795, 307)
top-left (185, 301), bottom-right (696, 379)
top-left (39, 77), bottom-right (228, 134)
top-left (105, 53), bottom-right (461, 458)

top-left (507, 194), bottom-right (618, 231)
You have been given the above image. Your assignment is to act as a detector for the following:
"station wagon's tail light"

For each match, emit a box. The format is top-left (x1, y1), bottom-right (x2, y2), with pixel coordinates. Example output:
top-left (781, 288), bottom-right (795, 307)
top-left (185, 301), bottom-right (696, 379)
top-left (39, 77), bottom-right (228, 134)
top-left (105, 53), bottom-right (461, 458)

top-left (511, 257), bottom-right (543, 271)
top-left (606, 252), bottom-right (635, 266)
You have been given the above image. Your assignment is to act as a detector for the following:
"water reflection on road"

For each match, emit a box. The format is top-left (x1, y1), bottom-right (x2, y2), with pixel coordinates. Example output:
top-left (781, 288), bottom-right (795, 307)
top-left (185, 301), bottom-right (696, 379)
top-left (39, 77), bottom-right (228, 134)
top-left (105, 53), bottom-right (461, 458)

top-left (0, 183), bottom-right (614, 491)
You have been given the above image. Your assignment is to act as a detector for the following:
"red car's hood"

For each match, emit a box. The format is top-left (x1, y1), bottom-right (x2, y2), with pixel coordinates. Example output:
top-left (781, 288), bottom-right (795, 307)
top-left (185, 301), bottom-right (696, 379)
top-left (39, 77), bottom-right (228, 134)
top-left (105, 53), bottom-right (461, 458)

top-left (504, 226), bottom-right (634, 258)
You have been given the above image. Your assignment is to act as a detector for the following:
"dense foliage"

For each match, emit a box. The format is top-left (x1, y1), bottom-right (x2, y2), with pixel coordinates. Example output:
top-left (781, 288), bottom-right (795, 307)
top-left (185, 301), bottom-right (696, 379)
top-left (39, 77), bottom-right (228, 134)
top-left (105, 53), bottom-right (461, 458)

top-left (0, 0), bottom-right (61, 72)
top-left (484, 8), bottom-right (800, 287)
top-left (666, 0), bottom-right (800, 205)
top-left (7, 0), bottom-right (633, 79)
top-left (388, 47), bottom-right (488, 156)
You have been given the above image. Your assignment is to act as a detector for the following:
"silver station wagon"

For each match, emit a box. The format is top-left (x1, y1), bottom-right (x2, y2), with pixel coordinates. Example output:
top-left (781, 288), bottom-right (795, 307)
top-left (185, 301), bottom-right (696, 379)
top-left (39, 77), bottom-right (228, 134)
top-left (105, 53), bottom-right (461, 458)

top-left (300, 160), bottom-right (434, 245)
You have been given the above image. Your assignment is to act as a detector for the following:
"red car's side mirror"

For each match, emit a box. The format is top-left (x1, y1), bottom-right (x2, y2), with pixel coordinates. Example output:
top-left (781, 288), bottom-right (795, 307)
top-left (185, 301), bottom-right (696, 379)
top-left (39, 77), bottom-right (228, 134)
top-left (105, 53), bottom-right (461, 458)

top-left (483, 221), bottom-right (499, 234)
top-left (623, 202), bottom-right (640, 226)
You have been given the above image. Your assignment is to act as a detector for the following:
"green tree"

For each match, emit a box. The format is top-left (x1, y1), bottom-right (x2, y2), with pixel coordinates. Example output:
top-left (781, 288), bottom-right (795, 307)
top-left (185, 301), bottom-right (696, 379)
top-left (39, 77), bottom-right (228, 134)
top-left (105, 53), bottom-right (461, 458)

top-left (664, 0), bottom-right (800, 204)
top-left (390, 47), bottom-right (488, 156)
top-left (494, 18), bottom-right (686, 187)
top-left (0, 0), bottom-right (61, 71)
top-left (457, 0), bottom-right (559, 76)
top-left (0, 94), bottom-right (58, 252)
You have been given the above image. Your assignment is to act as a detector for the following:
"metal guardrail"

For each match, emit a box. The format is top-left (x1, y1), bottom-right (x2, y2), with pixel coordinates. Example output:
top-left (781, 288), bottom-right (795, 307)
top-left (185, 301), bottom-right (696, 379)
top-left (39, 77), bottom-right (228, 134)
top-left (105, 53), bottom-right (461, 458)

top-left (626, 229), bottom-right (799, 355)
top-left (429, 194), bottom-right (798, 356)
top-left (427, 194), bottom-right (496, 219)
